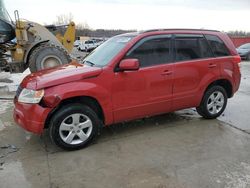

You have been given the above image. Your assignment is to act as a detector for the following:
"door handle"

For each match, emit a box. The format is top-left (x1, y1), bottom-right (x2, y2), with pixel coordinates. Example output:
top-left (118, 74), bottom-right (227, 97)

top-left (161, 70), bottom-right (173, 76)
top-left (208, 63), bottom-right (217, 68)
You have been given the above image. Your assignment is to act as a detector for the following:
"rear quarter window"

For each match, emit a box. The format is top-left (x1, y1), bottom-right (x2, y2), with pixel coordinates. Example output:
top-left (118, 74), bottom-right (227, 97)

top-left (205, 34), bottom-right (230, 57)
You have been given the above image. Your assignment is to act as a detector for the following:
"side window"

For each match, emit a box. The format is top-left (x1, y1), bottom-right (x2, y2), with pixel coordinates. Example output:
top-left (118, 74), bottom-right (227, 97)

top-left (175, 36), bottom-right (213, 61)
top-left (126, 37), bottom-right (171, 67)
top-left (205, 35), bottom-right (230, 57)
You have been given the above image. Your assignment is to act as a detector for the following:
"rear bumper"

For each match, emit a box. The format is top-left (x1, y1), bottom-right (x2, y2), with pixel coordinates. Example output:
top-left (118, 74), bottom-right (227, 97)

top-left (13, 99), bottom-right (52, 134)
top-left (238, 53), bottom-right (249, 59)
top-left (239, 55), bottom-right (247, 59)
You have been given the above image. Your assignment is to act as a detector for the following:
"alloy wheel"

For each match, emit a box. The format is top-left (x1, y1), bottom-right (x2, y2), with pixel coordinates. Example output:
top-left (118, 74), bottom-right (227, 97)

top-left (59, 113), bottom-right (93, 145)
top-left (206, 91), bottom-right (225, 115)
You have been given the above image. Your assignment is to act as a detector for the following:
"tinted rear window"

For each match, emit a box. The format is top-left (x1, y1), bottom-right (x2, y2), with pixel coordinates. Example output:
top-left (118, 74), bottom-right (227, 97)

top-left (205, 35), bottom-right (230, 57)
top-left (175, 35), bottom-right (213, 61)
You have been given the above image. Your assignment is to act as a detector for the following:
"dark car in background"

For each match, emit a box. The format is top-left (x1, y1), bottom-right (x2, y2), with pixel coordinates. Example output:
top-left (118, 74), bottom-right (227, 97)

top-left (237, 43), bottom-right (250, 60)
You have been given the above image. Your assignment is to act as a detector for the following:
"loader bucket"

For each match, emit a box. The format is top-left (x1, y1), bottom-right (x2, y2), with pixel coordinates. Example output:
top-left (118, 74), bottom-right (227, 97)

top-left (0, 0), bottom-right (15, 43)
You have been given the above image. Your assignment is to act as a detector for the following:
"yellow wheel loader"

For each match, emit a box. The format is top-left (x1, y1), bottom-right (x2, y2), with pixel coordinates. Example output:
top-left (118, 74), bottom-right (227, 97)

top-left (0, 1), bottom-right (75, 73)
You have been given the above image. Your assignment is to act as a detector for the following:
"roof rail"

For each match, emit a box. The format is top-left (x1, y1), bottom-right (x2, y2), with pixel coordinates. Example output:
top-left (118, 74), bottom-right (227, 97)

top-left (140, 28), bottom-right (220, 33)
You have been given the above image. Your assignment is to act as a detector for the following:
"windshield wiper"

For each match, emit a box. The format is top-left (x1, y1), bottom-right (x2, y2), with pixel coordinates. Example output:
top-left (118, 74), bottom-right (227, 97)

top-left (84, 60), bottom-right (95, 66)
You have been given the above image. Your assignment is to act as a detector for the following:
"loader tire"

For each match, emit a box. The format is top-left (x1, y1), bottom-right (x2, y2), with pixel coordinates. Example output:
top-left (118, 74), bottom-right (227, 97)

top-left (28, 43), bottom-right (71, 72)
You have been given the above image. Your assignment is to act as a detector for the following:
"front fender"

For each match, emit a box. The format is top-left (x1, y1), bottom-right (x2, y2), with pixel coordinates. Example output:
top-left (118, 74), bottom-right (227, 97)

top-left (42, 81), bottom-right (113, 125)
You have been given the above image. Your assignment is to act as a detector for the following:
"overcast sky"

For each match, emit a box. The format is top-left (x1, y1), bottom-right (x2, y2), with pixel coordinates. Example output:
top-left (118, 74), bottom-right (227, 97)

top-left (4, 0), bottom-right (250, 31)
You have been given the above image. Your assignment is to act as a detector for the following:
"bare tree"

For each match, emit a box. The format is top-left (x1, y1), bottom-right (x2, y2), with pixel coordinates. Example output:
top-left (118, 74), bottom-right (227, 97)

top-left (54, 13), bottom-right (74, 25)
top-left (227, 30), bottom-right (250, 37)
top-left (76, 22), bottom-right (90, 30)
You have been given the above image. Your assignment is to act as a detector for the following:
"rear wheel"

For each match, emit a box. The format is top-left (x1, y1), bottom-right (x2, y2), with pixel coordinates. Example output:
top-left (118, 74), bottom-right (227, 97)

top-left (28, 43), bottom-right (71, 72)
top-left (49, 104), bottom-right (101, 150)
top-left (196, 86), bottom-right (227, 119)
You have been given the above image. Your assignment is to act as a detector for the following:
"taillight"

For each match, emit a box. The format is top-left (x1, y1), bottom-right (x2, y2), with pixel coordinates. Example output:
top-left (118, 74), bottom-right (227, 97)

top-left (238, 62), bottom-right (241, 72)
top-left (232, 55), bottom-right (241, 63)
top-left (232, 55), bottom-right (241, 72)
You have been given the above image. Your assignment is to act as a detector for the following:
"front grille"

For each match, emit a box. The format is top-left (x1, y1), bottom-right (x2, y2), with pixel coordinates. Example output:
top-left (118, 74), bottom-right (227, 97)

top-left (15, 85), bottom-right (22, 98)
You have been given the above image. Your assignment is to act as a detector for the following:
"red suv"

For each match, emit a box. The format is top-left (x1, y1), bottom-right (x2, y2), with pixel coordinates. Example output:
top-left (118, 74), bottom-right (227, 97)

top-left (13, 29), bottom-right (241, 150)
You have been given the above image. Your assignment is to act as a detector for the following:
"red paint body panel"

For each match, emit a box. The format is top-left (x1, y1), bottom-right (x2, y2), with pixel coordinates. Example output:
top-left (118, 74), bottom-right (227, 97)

top-left (172, 57), bottom-right (221, 110)
top-left (112, 63), bottom-right (174, 122)
top-left (13, 99), bottom-right (51, 134)
top-left (21, 62), bottom-right (103, 90)
top-left (14, 29), bottom-right (241, 134)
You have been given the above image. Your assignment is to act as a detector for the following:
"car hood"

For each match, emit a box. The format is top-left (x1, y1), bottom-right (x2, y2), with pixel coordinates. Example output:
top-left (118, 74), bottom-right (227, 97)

top-left (21, 61), bottom-right (103, 90)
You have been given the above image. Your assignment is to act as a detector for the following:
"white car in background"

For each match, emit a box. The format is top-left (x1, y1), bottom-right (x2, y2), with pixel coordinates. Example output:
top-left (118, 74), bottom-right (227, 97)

top-left (74, 40), bottom-right (81, 47)
top-left (77, 40), bottom-right (98, 52)
top-left (92, 38), bottom-right (105, 47)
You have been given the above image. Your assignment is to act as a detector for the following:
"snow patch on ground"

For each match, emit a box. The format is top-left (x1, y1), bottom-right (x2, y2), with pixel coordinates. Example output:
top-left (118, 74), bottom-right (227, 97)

top-left (0, 100), bottom-right (14, 115)
top-left (0, 69), bottom-right (30, 93)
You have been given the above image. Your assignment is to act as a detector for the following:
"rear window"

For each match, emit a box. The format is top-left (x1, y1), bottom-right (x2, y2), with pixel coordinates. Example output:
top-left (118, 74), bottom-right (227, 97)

top-left (85, 41), bottom-right (93, 44)
top-left (205, 35), bottom-right (230, 57)
top-left (175, 35), bottom-right (213, 61)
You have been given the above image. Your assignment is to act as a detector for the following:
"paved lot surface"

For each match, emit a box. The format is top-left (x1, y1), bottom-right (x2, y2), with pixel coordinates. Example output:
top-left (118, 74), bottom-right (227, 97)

top-left (0, 61), bottom-right (250, 188)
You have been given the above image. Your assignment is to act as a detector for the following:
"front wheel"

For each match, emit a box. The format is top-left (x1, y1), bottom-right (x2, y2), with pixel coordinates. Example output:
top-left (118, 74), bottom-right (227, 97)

top-left (196, 86), bottom-right (227, 119)
top-left (49, 104), bottom-right (101, 150)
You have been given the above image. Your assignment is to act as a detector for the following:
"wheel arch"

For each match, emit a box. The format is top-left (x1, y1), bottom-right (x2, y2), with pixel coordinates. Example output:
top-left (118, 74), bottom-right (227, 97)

top-left (44, 96), bottom-right (105, 129)
top-left (204, 79), bottom-right (233, 99)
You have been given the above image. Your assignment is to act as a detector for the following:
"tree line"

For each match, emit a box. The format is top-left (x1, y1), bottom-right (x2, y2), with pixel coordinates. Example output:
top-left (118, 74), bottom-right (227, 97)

top-left (227, 31), bottom-right (250, 37)
top-left (53, 13), bottom-right (250, 38)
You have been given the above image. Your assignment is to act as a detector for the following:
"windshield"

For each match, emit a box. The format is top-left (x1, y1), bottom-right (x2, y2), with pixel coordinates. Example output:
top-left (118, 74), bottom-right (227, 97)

top-left (239, 43), bottom-right (250, 49)
top-left (0, 0), bottom-right (11, 23)
top-left (83, 35), bottom-right (134, 67)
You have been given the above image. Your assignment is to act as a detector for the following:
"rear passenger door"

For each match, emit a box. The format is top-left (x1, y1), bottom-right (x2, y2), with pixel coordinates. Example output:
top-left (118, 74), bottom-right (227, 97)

top-left (172, 34), bottom-right (219, 110)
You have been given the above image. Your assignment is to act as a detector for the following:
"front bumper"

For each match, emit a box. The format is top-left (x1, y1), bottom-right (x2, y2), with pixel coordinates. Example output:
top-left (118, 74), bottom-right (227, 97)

top-left (13, 99), bottom-right (52, 134)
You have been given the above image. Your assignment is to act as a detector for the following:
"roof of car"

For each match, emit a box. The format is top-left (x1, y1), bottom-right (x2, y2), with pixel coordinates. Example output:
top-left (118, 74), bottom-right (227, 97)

top-left (118, 29), bottom-right (221, 38)
top-left (140, 28), bottom-right (220, 33)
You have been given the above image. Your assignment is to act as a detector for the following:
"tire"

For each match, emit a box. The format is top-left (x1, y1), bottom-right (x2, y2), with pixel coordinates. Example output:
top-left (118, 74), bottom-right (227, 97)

top-left (49, 104), bottom-right (102, 150)
top-left (28, 43), bottom-right (71, 72)
top-left (196, 86), bottom-right (227, 119)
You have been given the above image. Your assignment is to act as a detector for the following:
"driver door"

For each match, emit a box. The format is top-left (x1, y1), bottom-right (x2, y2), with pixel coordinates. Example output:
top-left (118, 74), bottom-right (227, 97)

top-left (112, 35), bottom-right (174, 123)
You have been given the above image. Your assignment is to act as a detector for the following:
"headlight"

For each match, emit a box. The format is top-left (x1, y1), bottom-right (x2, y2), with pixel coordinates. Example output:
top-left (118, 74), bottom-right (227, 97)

top-left (18, 88), bottom-right (44, 104)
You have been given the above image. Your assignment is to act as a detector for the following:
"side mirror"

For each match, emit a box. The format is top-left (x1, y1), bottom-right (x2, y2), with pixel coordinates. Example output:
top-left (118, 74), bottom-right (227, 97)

top-left (119, 59), bottom-right (139, 71)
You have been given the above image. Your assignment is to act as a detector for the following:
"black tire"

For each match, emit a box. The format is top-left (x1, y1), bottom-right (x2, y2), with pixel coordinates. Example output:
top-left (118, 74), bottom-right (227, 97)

top-left (49, 103), bottom-right (102, 150)
top-left (196, 86), bottom-right (228, 119)
top-left (28, 43), bottom-right (71, 72)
